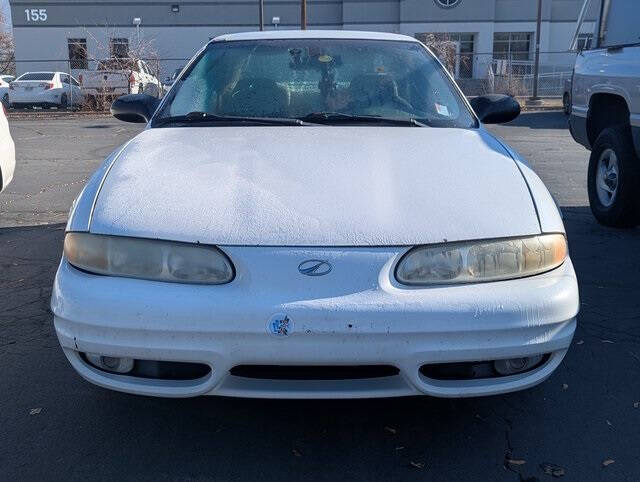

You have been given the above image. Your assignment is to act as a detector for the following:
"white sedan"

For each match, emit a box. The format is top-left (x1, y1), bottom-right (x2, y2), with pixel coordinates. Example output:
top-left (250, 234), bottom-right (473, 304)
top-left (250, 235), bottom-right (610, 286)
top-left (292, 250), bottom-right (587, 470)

top-left (0, 102), bottom-right (15, 192)
top-left (9, 71), bottom-right (84, 109)
top-left (52, 31), bottom-right (579, 399)
top-left (0, 74), bottom-right (15, 107)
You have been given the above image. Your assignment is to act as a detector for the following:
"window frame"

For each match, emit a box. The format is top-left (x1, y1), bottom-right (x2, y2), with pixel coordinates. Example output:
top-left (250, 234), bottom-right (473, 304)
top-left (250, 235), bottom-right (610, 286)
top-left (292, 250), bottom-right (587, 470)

top-left (67, 38), bottom-right (88, 70)
top-left (492, 32), bottom-right (533, 61)
top-left (415, 32), bottom-right (475, 79)
top-left (110, 38), bottom-right (130, 59)
top-left (576, 33), bottom-right (593, 51)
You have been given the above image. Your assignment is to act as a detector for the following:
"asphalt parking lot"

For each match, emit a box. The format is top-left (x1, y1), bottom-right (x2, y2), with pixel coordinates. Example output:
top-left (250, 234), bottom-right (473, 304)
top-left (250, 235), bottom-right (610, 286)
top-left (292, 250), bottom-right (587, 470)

top-left (1, 112), bottom-right (639, 481)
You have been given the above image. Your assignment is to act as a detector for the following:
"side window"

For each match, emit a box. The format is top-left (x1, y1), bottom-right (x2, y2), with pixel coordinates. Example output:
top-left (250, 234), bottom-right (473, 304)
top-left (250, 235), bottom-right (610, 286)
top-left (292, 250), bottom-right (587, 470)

top-left (71, 77), bottom-right (80, 87)
top-left (61, 74), bottom-right (70, 84)
top-left (67, 38), bottom-right (88, 69)
top-left (110, 38), bottom-right (129, 59)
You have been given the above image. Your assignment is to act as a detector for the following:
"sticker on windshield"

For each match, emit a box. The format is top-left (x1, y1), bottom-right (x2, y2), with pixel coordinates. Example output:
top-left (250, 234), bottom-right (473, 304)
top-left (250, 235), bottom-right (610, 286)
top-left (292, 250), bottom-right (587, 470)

top-left (435, 103), bottom-right (450, 116)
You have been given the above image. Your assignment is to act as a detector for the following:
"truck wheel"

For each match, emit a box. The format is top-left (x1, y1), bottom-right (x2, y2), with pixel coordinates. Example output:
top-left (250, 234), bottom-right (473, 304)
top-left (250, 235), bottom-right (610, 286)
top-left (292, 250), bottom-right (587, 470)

top-left (588, 126), bottom-right (640, 227)
top-left (60, 93), bottom-right (68, 110)
top-left (563, 93), bottom-right (571, 115)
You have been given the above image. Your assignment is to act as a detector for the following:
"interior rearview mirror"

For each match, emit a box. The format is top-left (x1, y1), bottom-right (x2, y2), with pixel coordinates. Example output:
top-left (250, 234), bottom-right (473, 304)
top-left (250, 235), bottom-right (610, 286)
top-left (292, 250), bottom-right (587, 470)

top-left (469, 94), bottom-right (521, 124)
top-left (111, 94), bottom-right (161, 123)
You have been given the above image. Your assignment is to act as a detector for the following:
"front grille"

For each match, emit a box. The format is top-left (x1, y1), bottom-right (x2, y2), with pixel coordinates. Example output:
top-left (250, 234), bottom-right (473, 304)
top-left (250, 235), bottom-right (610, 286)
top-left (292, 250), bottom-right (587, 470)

top-left (229, 365), bottom-right (399, 381)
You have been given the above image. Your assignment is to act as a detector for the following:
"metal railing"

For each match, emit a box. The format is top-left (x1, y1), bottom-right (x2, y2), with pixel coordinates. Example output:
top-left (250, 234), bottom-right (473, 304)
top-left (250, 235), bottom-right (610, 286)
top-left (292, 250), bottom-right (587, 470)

top-left (448, 51), bottom-right (576, 98)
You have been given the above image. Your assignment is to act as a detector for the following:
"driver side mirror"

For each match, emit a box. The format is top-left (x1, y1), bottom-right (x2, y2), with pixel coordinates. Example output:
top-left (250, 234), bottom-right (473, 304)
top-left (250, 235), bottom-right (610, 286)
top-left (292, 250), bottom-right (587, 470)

top-left (469, 94), bottom-right (520, 124)
top-left (111, 94), bottom-right (161, 123)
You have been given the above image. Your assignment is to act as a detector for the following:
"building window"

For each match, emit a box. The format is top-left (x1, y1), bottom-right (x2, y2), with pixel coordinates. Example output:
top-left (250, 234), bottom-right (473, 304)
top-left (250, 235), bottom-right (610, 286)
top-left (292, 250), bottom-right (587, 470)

top-left (493, 32), bottom-right (532, 61)
top-left (576, 33), bottom-right (593, 50)
top-left (434, 0), bottom-right (461, 8)
top-left (67, 38), bottom-right (88, 69)
top-left (416, 33), bottom-right (475, 79)
top-left (110, 38), bottom-right (129, 59)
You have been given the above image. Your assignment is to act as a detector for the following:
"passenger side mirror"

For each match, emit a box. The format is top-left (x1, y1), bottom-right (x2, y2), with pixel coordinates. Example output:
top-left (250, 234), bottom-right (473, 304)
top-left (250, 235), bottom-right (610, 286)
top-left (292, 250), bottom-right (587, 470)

top-left (469, 94), bottom-right (520, 124)
top-left (111, 94), bottom-right (161, 123)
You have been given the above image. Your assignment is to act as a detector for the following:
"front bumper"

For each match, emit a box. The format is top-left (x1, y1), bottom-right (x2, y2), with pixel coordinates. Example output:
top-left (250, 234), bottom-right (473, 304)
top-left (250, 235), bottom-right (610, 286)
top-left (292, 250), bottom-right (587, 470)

top-left (52, 246), bottom-right (579, 399)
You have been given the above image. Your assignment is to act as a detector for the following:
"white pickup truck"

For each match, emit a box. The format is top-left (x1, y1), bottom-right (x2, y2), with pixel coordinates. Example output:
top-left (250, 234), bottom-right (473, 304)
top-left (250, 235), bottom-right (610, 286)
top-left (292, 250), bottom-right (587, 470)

top-left (78, 59), bottom-right (162, 108)
top-left (569, 0), bottom-right (640, 227)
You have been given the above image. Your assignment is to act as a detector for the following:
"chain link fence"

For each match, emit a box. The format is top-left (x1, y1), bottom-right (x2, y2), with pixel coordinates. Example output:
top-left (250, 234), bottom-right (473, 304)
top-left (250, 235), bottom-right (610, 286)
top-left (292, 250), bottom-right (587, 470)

top-left (1, 51), bottom-right (576, 112)
top-left (449, 51), bottom-right (575, 98)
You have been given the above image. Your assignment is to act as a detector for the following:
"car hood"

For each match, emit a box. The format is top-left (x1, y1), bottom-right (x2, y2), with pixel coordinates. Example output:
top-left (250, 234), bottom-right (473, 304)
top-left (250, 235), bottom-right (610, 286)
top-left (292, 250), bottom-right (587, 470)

top-left (90, 126), bottom-right (540, 246)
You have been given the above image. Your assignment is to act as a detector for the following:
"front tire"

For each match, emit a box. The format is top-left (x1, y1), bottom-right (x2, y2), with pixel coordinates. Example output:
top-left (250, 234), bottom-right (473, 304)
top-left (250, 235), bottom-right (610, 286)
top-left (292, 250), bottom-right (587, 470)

top-left (60, 93), bottom-right (68, 110)
top-left (588, 126), bottom-right (640, 227)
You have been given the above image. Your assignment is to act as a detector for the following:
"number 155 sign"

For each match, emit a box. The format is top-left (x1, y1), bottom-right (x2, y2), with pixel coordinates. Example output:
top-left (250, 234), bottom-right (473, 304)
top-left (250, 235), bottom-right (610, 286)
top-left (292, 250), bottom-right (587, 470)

top-left (25, 8), bottom-right (48, 22)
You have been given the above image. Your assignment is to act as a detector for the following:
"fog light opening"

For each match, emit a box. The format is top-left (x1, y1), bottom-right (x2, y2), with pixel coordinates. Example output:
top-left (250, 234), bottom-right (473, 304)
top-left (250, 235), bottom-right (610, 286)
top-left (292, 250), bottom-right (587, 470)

top-left (493, 355), bottom-right (544, 376)
top-left (85, 353), bottom-right (135, 374)
top-left (419, 354), bottom-right (550, 380)
top-left (81, 353), bottom-right (211, 380)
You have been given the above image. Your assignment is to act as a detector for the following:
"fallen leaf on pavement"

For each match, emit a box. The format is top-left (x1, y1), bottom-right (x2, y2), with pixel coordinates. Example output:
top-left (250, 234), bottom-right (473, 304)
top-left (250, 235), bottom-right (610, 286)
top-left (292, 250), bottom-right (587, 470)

top-left (606, 420), bottom-right (612, 426)
top-left (562, 383), bottom-right (569, 390)
top-left (395, 446), bottom-right (405, 451)
top-left (633, 401), bottom-right (639, 408)
top-left (292, 449), bottom-right (302, 457)
top-left (602, 340), bottom-right (614, 344)
top-left (540, 462), bottom-right (566, 478)
top-left (29, 408), bottom-right (42, 415)
top-left (410, 461), bottom-right (424, 469)
top-left (576, 340), bottom-right (584, 345)
top-left (602, 459), bottom-right (615, 467)
top-left (384, 426), bottom-right (397, 434)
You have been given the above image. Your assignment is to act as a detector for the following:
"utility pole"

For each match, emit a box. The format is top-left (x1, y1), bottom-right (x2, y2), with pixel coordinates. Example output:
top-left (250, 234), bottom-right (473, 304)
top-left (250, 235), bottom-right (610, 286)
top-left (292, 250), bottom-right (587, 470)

top-left (301, 0), bottom-right (307, 29)
top-left (259, 0), bottom-right (264, 31)
top-left (529, 0), bottom-right (543, 104)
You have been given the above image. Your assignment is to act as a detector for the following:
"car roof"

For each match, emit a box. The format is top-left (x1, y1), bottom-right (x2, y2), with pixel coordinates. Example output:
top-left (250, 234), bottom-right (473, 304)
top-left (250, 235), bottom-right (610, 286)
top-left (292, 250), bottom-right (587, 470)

top-left (212, 30), bottom-right (420, 43)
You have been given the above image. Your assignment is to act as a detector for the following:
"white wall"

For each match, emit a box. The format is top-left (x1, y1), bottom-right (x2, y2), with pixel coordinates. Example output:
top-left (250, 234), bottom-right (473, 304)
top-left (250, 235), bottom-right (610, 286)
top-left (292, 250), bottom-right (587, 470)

top-left (12, 25), bottom-right (250, 77)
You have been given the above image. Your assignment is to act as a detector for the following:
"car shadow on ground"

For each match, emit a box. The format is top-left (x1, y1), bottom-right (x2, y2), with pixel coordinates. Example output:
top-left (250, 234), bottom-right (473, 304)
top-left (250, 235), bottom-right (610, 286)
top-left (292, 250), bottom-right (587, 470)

top-left (505, 111), bottom-right (570, 130)
top-left (1, 212), bottom-right (639, 480)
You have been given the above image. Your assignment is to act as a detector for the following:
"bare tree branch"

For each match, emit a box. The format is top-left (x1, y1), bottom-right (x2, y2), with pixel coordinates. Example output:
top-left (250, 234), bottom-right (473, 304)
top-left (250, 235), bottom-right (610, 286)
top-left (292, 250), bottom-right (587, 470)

top-left (0, 12), bottom-right (16, 74)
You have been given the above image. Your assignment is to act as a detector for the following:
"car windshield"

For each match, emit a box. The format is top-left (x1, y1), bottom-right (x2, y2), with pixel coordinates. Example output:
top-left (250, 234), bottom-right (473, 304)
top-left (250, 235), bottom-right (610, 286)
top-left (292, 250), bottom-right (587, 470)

top-left (155, 39), bottom-right (477, 128)
top-left (17, 72), bottom-right (55, 81)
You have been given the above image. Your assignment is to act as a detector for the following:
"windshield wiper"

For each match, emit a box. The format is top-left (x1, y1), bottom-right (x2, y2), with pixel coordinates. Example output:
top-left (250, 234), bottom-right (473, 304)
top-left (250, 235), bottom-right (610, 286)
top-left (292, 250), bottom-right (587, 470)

top-left (297, 112), bottom-right (428, 127)
top-left (153, 111), bottom-right (308, 127)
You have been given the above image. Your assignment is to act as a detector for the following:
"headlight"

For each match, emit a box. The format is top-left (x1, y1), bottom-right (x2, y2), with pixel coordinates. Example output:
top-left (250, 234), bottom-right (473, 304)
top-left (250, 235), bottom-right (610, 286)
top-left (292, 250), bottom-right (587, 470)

top-left (64, 233), bottom-right (234, 284)
top-left (395, 234), bottom-right (567, 285)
